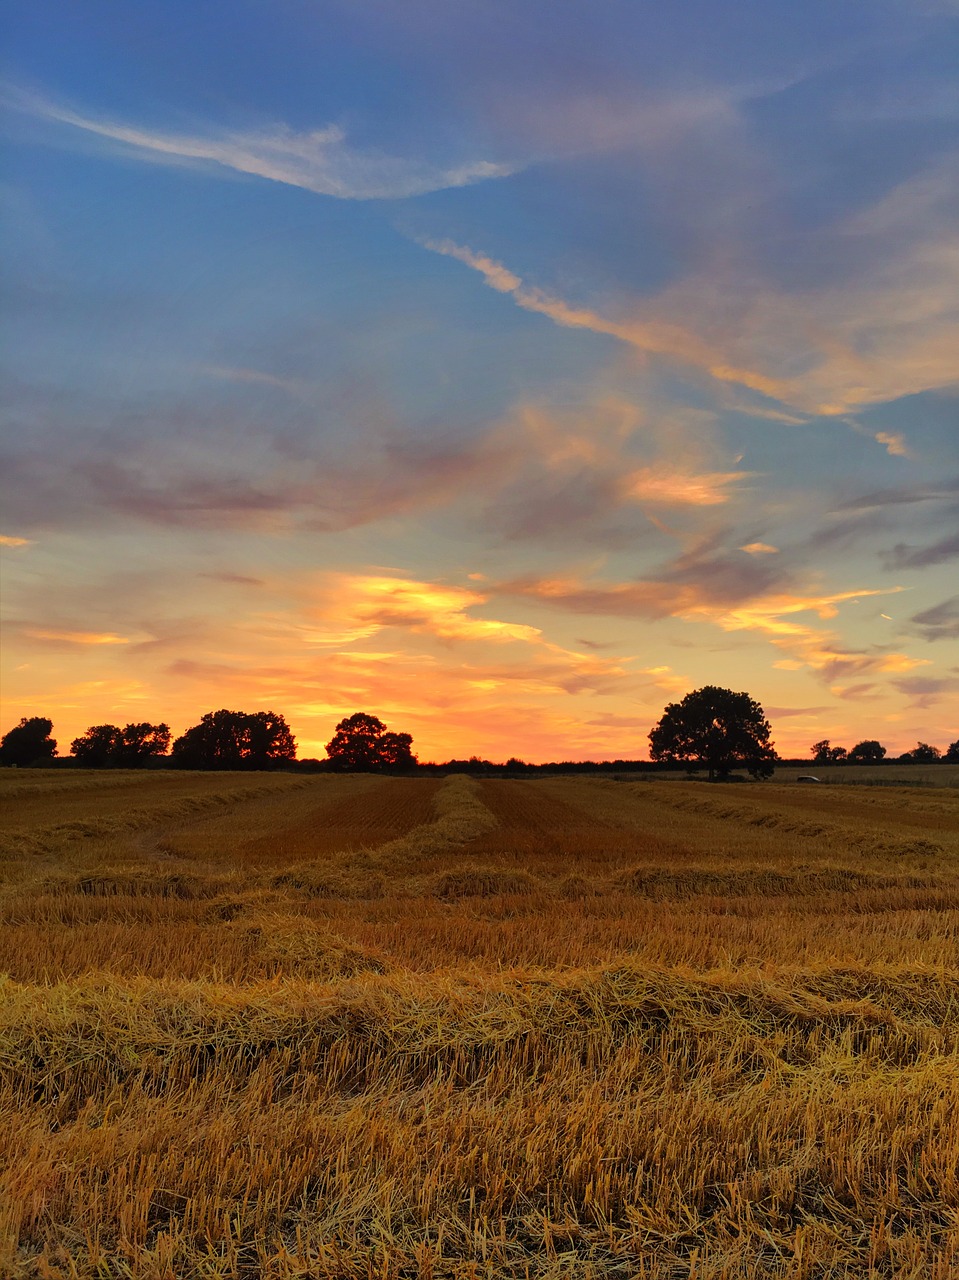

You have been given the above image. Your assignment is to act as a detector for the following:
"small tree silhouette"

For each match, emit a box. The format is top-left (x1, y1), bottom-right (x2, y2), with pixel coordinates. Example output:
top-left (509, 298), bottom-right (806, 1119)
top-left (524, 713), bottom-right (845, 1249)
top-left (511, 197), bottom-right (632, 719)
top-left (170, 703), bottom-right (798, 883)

top-left (325, 713), bottom-right (416, 772)
top-left (71, 722), bottom-right (171, 767)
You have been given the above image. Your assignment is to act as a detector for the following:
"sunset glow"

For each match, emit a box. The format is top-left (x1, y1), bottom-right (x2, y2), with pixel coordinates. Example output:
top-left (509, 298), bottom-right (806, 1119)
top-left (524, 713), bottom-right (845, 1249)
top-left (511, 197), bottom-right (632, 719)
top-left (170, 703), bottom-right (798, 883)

top-left (1, 2), bottom-right (957, 761)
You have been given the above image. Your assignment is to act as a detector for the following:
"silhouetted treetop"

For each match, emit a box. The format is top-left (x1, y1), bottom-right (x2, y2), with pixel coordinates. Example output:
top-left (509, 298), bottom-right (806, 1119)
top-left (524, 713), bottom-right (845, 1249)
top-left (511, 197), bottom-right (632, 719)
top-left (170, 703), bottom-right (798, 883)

top-left (649, 686), bottom-right (777, 780)
top-left (325, 712), bottom-right (416, 772)
top-left (71, 724), bottom-right (124, 768)
top-left (0, 716), bottom-right (57, 767)
top-left (172, 710), bottom-right (295, 770)
top-left (117, 722), bottom-right (171, 766)
top-left (848, 740), bottom-right (886, 764)
top-left (70, 722), bottom-right (171, 768)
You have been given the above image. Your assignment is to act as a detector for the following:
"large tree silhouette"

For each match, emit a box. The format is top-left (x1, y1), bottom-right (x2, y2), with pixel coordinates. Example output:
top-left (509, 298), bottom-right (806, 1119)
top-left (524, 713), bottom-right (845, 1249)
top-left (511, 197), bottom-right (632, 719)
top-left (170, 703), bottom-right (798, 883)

top-left (172, 710), bottom-right (295, 769)
top-left (649, 686), bottom-right (777, 779)
top-left (848, 740), bottom-right (886, 764)
top-left (0, 716), bottom-right (57, 767)
top-left (325, 712), bottom-right (416, 772)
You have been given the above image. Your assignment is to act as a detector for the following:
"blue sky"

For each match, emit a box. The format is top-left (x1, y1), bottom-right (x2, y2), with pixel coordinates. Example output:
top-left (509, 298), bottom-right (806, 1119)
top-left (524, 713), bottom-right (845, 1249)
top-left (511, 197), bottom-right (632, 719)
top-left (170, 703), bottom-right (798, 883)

top-left (1, 0), bottom-right (957, 760)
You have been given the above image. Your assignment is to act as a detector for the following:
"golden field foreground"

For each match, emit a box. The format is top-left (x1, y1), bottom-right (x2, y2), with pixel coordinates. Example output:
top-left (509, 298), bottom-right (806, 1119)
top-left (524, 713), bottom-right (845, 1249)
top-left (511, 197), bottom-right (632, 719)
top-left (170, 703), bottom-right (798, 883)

top-left (2, 769), bottom-right (958, 1279)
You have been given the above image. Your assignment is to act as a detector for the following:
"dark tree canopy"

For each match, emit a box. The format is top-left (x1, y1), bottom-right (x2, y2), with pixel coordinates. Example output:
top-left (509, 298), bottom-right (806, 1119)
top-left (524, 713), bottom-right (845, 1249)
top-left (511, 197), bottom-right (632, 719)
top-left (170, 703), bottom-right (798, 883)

top-left (71, 722), bottom-right (171, 768)
top-left (649, 686), bottom-right (777, 780)
top-left (0, 716), bottom-right (57, 767)
top-left (71, 724), bottom-right (124, 768)
top-left (901, 741), bottom-right (941, 763)
top-left (116, 722), bottom-right (171, 766)
top-left (848, 739), bottom-right (886, 764)
top-left (171, 710), bottom-right (296, 770)
top-left (811, 740), bottom-right (847, 764)
top-left (946, 740), bottom-right (959, 764)
top-left (325, 712), bottom-right (416, 772)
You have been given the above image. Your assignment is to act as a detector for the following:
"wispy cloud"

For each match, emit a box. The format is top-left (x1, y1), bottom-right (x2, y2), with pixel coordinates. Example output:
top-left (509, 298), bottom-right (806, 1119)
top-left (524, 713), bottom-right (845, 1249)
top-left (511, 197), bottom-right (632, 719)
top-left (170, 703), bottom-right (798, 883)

top-left (24, 628), bottom-right (130, 646)
top-left (763, 704), bottom-right (833, 719)
top-left (422, 154), bottom-right (959, 417)
top-left (836, 477), bottom-right (959, 511)
top-left (619, 466), bottom-right (747, 507)
top-left (893, 674), bottom-right (958, 708)
top-left (883, 531), bottom-right (959, 570)
top-left (495, 572), bottom-right (922, 684)
top-left (7, 86), bottom-right (516, 200)
top-left (296, 572), bottom-right (637, 698)
top-left (910, 596), bottom-right (959, 641)
top-left (0, 534), bottom-right (30, 547)
top-left (199, 570), bottom-right (267, 588)
top-left (714, 591), bottom-right (926, 684)
top-left (422, 238), bottom-right (790, 402)
top-left (0, 391), bottom-right (751, 543)
top-left (475, 399), bottom-right (753, 542)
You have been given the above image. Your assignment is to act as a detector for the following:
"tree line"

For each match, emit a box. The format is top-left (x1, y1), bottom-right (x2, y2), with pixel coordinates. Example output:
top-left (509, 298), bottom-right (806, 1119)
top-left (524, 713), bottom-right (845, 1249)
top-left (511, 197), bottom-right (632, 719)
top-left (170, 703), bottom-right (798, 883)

top-left (1, 689), bottom-right (957, 772)
top-left (810, 738), bottom-right (958, 764)
top-left (0, 710), bottom-right (413, 772)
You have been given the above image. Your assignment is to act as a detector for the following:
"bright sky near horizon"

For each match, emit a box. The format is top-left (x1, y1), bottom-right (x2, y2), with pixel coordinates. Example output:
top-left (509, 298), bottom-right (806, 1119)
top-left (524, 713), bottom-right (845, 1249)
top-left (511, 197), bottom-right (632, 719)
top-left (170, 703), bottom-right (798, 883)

top-left (1, 0), bottom-right (957, 762)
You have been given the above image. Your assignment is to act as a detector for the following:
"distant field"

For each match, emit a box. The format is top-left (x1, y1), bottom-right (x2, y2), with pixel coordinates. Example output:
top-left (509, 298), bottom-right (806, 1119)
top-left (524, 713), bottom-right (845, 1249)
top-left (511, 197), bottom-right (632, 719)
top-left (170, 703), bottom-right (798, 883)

top-left (614, 763), bottom-right (959, 787)
top-left (2, 770), bottom-right (958, 1278)
top-left (768, 763), bottom-right (959, 787)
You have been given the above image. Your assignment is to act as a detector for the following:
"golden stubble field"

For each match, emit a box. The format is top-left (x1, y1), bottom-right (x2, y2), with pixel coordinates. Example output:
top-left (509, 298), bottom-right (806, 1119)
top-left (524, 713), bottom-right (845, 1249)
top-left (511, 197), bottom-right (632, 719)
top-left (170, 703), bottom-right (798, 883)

top-left (1, 768), bottom-right (958, 1279)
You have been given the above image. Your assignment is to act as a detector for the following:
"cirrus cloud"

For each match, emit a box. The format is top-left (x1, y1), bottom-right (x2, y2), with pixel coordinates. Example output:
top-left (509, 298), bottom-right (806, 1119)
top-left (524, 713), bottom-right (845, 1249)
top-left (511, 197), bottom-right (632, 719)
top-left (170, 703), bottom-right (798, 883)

top-left (5, 85), bottom-right (516, 200)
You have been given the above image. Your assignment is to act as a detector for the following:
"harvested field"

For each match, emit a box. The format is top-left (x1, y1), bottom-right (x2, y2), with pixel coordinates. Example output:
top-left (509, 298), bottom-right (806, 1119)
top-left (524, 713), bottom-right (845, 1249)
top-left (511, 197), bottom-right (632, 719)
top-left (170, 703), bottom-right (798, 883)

top-left (2, 770), bottom-right (958, 1278)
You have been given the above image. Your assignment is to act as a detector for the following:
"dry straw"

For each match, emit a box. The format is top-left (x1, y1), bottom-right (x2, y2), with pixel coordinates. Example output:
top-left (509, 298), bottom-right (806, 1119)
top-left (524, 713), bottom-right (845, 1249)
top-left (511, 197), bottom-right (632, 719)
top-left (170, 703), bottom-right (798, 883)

top-left (1, 767), bottom-right (957, 1277)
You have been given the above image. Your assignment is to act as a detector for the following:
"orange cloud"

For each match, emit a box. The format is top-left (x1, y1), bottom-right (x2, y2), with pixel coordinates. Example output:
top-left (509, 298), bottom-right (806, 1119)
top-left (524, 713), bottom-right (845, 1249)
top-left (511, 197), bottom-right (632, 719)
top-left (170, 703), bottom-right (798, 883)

top-left (310, 574), bottom-right (543, 645)
top-left (739, 542), bottom-right (779, 555)
top-left (497, 574), bottom-right (929, 685)
top-left (490, 399), bottom-right (749, 523)
top-left (0, 535), bottom-right (30, 548)
top-left (151, 583), bottom-right (639, 760)
top-left (707, 589), bottom-right (930, 680)
top-left (874, 431), bottom-right (912, 458)
top-left (619, 465), bottom-right (747, 506)
top-left (25, 629), bottom-right (131, 646)
top-left (3, 554), bottom-right (949, 762)
top-left (641, 664), bottom-right (690, 695)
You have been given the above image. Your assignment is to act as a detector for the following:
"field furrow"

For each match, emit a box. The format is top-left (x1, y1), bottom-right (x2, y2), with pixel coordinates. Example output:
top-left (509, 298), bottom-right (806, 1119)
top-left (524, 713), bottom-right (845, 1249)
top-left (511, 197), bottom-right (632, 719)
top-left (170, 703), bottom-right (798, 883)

top-left (2, 770), bottom-right (957, 1278)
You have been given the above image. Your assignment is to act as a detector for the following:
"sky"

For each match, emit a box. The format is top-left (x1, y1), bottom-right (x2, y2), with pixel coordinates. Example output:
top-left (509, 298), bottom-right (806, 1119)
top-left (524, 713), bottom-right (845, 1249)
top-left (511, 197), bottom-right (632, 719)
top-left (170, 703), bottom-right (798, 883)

top-left (1, 0), bottom-right (958, 763)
